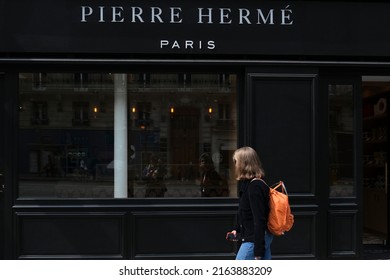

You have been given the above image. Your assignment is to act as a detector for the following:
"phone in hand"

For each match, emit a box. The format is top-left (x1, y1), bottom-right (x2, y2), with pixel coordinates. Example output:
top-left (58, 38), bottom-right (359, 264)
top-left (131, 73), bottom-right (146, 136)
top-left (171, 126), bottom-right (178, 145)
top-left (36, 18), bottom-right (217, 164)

top-left (226, 232), bottom-right (238, 241)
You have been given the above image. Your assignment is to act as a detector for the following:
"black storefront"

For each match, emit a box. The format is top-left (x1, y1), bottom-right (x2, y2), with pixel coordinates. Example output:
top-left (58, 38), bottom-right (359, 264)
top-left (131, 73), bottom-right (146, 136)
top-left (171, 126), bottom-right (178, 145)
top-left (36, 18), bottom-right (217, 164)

top-left (1, 0), bottom-right (390, 260)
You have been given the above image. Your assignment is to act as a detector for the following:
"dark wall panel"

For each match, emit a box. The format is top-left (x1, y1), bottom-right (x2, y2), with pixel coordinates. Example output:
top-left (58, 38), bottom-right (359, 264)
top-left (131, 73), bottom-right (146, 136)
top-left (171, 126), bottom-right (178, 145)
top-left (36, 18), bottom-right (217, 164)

top-left (13, 206), bottom-right (318, 260)
top-left (131, 211), bottom-right (236, 259)
top-left (16, 212), bottom-right (125, 258)
top-left (272, 211), bottom-right (318, 259)
top-left (248, 73), bottom-right (317, 195)
top-left (246, 71), bottom-right (321, 259)
top-left (328, 210), bottom-right (358, 258)
top-left (0, 74), bottom-right (4, 260)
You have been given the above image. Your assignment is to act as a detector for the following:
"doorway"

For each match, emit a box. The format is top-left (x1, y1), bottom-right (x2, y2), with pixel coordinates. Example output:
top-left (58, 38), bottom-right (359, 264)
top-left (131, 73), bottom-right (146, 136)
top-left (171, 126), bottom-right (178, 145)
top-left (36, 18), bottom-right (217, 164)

top-left (362, 76), bottom-right (390, 248)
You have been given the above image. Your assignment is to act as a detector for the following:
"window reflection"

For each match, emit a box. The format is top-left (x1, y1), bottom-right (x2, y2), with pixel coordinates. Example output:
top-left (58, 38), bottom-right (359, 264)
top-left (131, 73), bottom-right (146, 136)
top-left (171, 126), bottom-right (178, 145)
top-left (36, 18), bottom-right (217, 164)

top-left (19, 73), bottom-right (237, 198)
top-left (328, 84), bottom-right (355, 197)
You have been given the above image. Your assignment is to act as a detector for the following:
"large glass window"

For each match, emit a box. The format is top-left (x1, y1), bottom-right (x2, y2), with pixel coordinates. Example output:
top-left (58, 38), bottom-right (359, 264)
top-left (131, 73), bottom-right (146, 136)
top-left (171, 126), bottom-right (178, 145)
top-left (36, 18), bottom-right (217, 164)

top-left (18, 73), bottom-right (238, 198)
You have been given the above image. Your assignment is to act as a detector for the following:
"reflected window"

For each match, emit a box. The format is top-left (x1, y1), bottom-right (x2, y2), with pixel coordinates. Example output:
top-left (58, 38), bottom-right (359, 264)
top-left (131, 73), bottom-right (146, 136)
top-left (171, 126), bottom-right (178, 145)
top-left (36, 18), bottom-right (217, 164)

top-left (328, 84), bottom-right (355, 197)
top-left (72, 102), bottom-right (89, 126)
top-left (32, 72), bottom-right (47, 91)
top-left (18, 72), bottom-right (238, 199)
top-left (74, 73), bottom-right (89, 91)
top-left (31, 101), bottom-right (49, 125)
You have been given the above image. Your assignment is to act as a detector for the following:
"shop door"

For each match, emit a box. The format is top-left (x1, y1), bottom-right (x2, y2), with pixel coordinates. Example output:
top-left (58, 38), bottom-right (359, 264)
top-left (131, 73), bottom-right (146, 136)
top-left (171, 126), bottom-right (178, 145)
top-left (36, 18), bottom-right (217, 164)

top-left (362, 76), bottom-right (390, 249)
top-left (0, 73), bottom-right (4, 259)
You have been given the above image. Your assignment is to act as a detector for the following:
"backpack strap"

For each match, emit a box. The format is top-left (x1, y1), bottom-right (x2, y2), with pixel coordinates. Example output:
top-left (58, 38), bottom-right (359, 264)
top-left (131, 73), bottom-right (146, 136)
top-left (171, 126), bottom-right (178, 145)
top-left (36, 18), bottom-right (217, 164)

top-left (250, 177), bottom-right (269, 187)
top-left (271, 181), bottom-right (288, 195)
top-left (252, 178), bottom-right (287, 194)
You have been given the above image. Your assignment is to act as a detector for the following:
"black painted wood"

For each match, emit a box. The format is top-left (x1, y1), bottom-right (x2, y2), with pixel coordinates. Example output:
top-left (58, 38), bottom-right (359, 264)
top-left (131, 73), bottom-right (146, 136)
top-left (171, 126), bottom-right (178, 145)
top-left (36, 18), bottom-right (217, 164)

top-left (328, 210), bottom-right (358, 258)
top-left (246, 70), bottom-right (322, 259)
top-left (271, 210), bottom-right (318, 258)
top-left (13, 208), bottom-right (238, 260)
top-left (248, 73), bottom-right (317, 194)
top-left (131, 211), bottom-right (236, 259)
top-left (16, 212), bottom-right (126, 259)
top-left (0, 73), bottom-right (4, 260)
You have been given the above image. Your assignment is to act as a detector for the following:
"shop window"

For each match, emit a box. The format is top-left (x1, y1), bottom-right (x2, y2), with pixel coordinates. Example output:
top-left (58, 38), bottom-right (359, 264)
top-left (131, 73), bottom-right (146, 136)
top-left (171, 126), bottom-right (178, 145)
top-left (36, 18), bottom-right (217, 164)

top-left (218, 104), bottom-right (230, 119)
top-left (31, 101), bottom-right (49, 125)
top-left (217, 103), bottom-right (233, 127)
top-left (74, 73), bottom-right (89, 91)
top-left (179, 73), bottom-right (192, 87)
top-left (191, 74), bottom-right (220, 88)
top-left (328, 84), bottom-right (355, 197)
top-left (135, 102), bottom-right (152, 129)
top-left (150, 74), bottom-right (178, 88)
top-left (32, 72), bottom-right (47, 91)
top-left (72, 102), bottom-right (90, 126)
top-left (18, 72), bottom-right (237, 199)
top-left (138, 73), bottom-right (150, 88)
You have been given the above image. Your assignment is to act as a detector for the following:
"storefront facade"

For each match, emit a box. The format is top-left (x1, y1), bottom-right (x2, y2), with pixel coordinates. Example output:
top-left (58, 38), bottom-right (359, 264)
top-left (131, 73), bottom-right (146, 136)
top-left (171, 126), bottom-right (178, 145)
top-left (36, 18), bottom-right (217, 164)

top-left (1, 0), bottom-right (390, 259)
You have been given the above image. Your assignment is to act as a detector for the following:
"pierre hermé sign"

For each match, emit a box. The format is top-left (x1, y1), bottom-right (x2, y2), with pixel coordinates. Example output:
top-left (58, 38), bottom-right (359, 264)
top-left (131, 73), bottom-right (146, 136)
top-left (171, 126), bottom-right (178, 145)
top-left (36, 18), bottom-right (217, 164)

top-left (79, 3), bottom-right (293, 52)
top-left (1, 0), bottom-right (390, 57)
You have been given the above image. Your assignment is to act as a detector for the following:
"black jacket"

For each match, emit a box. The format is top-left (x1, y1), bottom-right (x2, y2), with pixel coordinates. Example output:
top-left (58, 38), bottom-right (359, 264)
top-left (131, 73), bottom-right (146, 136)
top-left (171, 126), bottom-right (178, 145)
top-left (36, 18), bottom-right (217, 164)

top-left (234, 178), bottom-right (270, 257)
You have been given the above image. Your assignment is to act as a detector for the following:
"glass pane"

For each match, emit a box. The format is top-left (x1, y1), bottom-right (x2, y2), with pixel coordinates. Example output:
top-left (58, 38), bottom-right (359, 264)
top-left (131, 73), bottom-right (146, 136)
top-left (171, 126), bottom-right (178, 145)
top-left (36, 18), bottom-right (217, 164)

top-left (18, 73), bottom-right (238, 198)
top-left (328, 84), bottom-right (355, 197)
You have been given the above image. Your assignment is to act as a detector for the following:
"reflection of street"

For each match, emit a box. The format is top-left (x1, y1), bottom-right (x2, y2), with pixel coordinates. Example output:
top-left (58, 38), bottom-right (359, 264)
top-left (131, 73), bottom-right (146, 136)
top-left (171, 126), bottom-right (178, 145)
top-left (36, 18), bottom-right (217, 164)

top-left (18, 179), bottom-right (212, 198)
top-left (144, 181), bottom-right (201, 198)
top-left (19, 180), bottom-right (113, 198)
top-left (19, 161), bottom-right (235, 198)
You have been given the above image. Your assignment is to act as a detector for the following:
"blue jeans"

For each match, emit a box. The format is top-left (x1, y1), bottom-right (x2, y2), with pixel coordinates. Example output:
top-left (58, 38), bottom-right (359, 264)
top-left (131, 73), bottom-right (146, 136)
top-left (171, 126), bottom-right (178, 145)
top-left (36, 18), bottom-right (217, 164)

top-left (235, 231), bottom-right (273, 260)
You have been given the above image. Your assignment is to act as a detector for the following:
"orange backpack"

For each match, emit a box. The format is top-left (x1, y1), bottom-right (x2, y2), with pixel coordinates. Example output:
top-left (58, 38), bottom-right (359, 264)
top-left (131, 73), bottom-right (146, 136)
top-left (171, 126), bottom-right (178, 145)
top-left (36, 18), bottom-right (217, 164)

top-left (252, 179), bottom-right (294, 236)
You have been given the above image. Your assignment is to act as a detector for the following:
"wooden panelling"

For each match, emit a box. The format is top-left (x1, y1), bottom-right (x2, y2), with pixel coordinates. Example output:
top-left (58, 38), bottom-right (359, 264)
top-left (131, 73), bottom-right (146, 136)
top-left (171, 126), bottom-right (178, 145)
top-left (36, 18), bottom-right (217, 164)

top-left (272, 211), bottom-right (318, 259)
top-left (15, 212), bottom-right (126, 259)
top-left (328, 210), bottom-right (358, 258)
top-left (248, 73), bottom-right (317, 195)
top-left (13, 206), bottom-right (315, 260)
top-left (130, 211), bottom-right (236, 259)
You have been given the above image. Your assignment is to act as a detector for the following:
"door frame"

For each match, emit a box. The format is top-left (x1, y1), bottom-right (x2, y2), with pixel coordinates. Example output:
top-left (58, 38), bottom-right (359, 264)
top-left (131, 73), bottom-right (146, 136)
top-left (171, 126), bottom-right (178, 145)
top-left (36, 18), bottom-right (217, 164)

top-left (319, 71), bottom-right (363, 258)
top-left (361, 75), bottom-right (390, 249)
top-left (0, 72), bottom-right (19, 259)
top-left (0, 73), bottom-right (4, 259)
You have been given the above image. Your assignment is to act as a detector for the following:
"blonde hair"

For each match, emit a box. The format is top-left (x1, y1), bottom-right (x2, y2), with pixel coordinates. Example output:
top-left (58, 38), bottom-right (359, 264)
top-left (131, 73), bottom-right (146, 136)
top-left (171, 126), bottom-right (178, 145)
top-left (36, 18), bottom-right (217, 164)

top-left (233, 146), bottom-right (265, 180)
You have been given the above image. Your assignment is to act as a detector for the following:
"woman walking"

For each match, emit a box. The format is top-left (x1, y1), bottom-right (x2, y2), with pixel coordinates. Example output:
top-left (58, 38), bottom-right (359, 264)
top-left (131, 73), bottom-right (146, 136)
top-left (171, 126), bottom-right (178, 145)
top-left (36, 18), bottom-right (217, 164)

top-left (227, 146), bottom-right (273, 260)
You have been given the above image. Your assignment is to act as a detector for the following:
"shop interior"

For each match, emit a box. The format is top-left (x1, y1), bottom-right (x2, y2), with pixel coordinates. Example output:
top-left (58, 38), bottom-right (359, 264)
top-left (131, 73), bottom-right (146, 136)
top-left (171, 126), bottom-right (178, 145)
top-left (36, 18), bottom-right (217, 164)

top-left (362, 76), bottom-right (389, 247)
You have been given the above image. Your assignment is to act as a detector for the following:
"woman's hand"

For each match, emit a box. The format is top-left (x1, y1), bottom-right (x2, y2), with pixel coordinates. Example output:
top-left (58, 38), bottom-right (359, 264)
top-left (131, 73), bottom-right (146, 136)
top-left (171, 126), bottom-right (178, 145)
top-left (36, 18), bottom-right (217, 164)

top-left (226, 230), bottom-right (238, 241)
